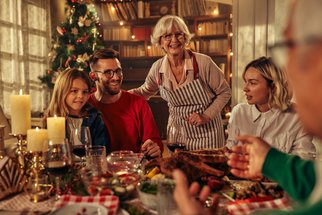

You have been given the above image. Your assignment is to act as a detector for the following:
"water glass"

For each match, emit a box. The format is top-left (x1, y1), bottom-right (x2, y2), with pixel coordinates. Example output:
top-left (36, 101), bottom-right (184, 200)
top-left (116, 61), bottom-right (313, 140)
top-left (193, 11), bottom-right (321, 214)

top-left (157, 180), bottom-right (179, 215)
top-left (86, 145), bottom-right (108, 176)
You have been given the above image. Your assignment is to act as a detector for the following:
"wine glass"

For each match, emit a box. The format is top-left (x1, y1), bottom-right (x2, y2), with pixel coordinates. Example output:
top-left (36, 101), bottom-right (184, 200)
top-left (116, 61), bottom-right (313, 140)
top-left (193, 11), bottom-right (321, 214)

top-left (167, 122), bottom-right (186, 154)
top-left (69, 126), bottom-right (92, 164)
top-left (44, 139), bottom-right (72, 200)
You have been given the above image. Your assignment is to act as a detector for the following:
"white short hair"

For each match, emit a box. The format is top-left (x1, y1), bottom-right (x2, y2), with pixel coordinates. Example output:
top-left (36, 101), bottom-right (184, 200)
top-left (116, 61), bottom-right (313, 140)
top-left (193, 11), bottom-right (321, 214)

top-left (293, 0), bottom-right (322, 41)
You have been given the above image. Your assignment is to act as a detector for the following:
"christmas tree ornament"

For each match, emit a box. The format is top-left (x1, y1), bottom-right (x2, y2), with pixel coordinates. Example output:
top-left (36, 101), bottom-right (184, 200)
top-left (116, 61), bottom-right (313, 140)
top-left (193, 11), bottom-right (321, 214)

top-left (71, 27), bottom-right (78, 35)
top-left (56, 26), bottom-right (64, 35)
top-left (85, 19), bottom-right (92, 27)
top-left (67, 44), bottom-right (75, 52)
top-left (78, 16), bottom-right (86, 27)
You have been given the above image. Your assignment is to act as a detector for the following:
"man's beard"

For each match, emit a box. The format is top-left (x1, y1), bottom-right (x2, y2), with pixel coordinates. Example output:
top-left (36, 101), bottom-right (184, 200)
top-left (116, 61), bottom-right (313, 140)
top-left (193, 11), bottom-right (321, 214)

top-left (102, 80), bottom-right (121, 95)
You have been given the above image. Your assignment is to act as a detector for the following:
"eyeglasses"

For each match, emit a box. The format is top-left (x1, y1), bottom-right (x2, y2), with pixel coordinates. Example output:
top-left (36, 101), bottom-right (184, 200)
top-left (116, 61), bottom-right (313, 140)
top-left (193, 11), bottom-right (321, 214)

top-left (269, 36), bottom-right (322, 68)
top-left (162, 32), bottom-right (185, 41)
top-left (95, 68), bottom-right (123, 78)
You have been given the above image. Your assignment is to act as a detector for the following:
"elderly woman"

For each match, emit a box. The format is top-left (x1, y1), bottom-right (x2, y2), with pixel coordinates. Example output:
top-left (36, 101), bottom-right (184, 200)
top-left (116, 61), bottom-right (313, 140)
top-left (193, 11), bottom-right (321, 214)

top-left (226, 56), bottom-right (315, 159)
top-left (130, 15), bottom-right (231, 150)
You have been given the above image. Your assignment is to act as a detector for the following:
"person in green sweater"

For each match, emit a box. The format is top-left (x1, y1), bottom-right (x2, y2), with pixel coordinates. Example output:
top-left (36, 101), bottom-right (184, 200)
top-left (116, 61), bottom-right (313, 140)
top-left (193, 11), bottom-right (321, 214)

top-left (172, 0), bottom-right (322, 214)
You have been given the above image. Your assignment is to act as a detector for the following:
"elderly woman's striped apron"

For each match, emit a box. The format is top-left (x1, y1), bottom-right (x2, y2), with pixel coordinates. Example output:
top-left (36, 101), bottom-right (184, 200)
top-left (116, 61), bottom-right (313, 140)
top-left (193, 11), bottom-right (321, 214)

top-left (158, 53), bottom-right (225, 150)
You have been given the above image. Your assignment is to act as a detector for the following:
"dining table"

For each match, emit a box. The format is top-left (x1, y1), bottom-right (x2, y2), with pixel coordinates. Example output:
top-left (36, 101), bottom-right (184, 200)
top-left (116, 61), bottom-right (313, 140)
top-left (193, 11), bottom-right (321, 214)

top-left (0, 189), bottom-right (232, 215)
top-left (0, 141), bottom-right (292, 215)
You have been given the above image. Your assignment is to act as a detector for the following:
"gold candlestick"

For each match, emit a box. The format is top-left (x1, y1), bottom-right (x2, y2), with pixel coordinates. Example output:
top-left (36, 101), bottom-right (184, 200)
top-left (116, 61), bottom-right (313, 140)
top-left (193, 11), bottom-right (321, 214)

top-left (14, 134), bottom-right (27, 170)
top-left (24, 151), bottom-right (52, 202)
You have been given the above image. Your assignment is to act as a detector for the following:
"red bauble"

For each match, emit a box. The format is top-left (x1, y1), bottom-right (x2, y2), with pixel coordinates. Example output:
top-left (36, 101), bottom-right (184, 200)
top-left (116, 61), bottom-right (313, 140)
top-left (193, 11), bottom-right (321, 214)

top-left (71, 0), bottom-right (78, 3)
top-left (47, 70), bottom-right (53, 75)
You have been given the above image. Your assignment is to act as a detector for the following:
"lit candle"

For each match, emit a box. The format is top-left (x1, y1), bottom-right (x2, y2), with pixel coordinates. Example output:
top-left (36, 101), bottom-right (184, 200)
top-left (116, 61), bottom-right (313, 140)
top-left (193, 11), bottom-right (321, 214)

top-left (47, 115), bottom-right (65, 143)
top-left (10, 89), bottom-right (31, 135)
top-left (27, 127), bottom-right (48, 152)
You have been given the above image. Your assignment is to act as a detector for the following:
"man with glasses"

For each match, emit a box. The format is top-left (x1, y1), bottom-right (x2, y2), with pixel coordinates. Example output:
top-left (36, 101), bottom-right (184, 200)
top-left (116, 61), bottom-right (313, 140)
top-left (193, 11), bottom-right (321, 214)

top-left (88, 48), bottom-right (163, 157)
top-left (173, 0), bottom-right (322, 214)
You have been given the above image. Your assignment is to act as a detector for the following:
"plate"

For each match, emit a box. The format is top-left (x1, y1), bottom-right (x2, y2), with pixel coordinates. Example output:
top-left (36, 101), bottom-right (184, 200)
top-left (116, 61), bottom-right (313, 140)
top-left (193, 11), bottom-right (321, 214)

top-left (51, 203), bottom-right (108, 215)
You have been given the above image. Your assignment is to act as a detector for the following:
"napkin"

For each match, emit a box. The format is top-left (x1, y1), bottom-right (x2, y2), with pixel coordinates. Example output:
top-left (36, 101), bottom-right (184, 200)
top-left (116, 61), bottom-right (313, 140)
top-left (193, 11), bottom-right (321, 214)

top-left (53, 195), bottom-right (119, 215)
top-left (226, 197), bottom-right (291, 215)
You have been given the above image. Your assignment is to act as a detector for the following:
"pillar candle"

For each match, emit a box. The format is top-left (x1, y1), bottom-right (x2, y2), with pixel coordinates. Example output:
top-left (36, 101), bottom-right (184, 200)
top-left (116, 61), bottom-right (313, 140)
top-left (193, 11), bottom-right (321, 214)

top-left (10, 90), bottom-right (31, 135)
top-left (47, 115), bottom-right (65, 143)
top-left (27, 128), bottom-right (48, 152)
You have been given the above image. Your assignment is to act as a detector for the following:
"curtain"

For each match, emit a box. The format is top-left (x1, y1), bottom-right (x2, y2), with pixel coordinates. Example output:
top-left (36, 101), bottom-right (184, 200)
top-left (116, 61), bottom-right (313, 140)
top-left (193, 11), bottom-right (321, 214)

top-left (0, 0), bottom-right (51, 117)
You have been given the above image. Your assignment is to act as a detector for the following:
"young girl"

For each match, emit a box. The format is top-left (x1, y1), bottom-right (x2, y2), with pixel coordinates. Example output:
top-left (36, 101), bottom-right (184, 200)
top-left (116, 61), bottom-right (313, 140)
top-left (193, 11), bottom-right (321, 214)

top-left (45, 68), bottom-right (109, 151)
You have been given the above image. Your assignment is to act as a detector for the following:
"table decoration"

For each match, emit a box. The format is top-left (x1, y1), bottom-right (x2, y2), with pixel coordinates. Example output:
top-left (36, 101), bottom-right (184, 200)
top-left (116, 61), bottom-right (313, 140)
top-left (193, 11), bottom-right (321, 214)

top-left (24, 173), bottom-right (53, 203)
top-left (52, 194), bottom-right (119, 215)
top-left (23, 127), bottom-right (52, 202)
top-left (10, 89), bottom-right (31, 135)
top-left (47, 115), bottom-right (65, 143)
top-left (0, 156), bottom-right (25, 200)
top-left (226, 197), bottom-right (291, 215)
top-left (10, 90), bottom-right (31, 170)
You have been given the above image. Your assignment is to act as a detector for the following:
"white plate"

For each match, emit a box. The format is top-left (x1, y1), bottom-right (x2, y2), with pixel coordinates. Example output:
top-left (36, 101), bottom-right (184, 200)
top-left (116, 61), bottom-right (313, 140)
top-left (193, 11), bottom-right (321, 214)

top-left (51, 203), bottom-right (108, 215)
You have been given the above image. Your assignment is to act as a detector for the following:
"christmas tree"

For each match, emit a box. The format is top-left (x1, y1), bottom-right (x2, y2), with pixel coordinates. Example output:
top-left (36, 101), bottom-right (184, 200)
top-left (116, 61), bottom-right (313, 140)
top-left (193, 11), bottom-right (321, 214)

top-left (39, 0), bottom-right (103, 89)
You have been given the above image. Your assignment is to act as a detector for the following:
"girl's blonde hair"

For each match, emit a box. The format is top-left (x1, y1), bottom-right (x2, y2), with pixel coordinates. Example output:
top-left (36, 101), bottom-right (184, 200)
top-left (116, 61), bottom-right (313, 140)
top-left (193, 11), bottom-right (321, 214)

top-left (45, 68), bottom-right (92, 118)
top-left (243, 57), bottom-right (292, 111)
top-left (151, 15), bottom-right (194, 47)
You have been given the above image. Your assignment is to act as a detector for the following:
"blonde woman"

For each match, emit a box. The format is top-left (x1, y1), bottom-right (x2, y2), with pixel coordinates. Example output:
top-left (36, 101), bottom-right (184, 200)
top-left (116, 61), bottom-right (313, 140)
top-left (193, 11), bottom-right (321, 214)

top-left (130, 15), bottom-right (231, 150)
top-left (45, 68), bottom-right (109, 149)
top-left (226, 57), bottom-right (315, 159)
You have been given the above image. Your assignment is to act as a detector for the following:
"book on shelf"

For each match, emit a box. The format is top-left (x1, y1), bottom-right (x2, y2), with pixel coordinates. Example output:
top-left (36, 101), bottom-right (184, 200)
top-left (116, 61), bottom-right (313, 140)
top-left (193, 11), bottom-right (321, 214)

top-left (100, 3), bottom-right (120, 21)
top-left (199, 39), bottom-right (228, 54)
top-left (178, 0), bottom-right (207, 17)
top-left (100, 2), bottom-right (138, 22)
top-left (122, 44), bottom-right (145, 57)
top-left (132, 26), bottom-right (152, 41)
top-left (196, 21), bottom-right (228, 36)
top-left (103, 27), bottom-right (131, 40)
top-left (147, 45), bottom-right (164, 57)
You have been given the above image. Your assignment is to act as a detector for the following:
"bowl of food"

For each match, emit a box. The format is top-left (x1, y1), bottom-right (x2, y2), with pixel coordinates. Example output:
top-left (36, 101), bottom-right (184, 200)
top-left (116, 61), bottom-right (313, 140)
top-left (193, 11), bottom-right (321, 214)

top-left (109, 173), bottom-right (139, 199)
top-left (137, 180), bottom-right (158, 210)
top-left (80, 168), bottom-right (114, 196)
top-left (106, 151), bottom-right (144, 175)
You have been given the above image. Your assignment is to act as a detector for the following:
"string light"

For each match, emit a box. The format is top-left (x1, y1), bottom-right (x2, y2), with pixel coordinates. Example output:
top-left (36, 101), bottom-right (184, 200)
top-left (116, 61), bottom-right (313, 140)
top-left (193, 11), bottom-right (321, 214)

top-left (131, 35), bottom-right (135, 39)
top-left (119, 21), bottom-right (124, 26)
top-left (229, 32), bottom-right (233, 37)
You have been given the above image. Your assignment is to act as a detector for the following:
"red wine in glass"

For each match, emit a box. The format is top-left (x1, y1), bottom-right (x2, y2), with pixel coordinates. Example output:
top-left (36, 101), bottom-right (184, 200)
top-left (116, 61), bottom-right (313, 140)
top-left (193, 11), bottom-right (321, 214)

top-left (72, 145), bottom-right (86, 157)
top-left (46, 161), bottom-right (70, 176)
top-left (167, 143), bottom-right (186, 152)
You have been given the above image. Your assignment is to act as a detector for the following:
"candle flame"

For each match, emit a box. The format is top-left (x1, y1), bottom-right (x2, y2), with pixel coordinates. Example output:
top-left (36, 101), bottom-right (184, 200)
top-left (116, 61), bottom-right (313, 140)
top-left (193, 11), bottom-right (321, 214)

top-left (54, 114), bottom-right (57, 118)
top-left (19, 89), bottom-right (23, 95)
top-left (36, 127), bottom-right (39, 131)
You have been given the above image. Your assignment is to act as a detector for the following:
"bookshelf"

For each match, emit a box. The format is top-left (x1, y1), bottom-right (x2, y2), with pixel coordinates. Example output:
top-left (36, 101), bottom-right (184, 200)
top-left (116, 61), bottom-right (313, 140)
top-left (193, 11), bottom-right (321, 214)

top-left (95, 0), bottom-right (232, 139)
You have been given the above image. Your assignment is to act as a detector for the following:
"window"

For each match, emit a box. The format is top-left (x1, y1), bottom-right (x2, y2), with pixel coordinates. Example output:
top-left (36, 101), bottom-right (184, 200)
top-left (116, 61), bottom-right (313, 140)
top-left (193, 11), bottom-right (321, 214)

top-left (0, 0), bottom-right (50, 115)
